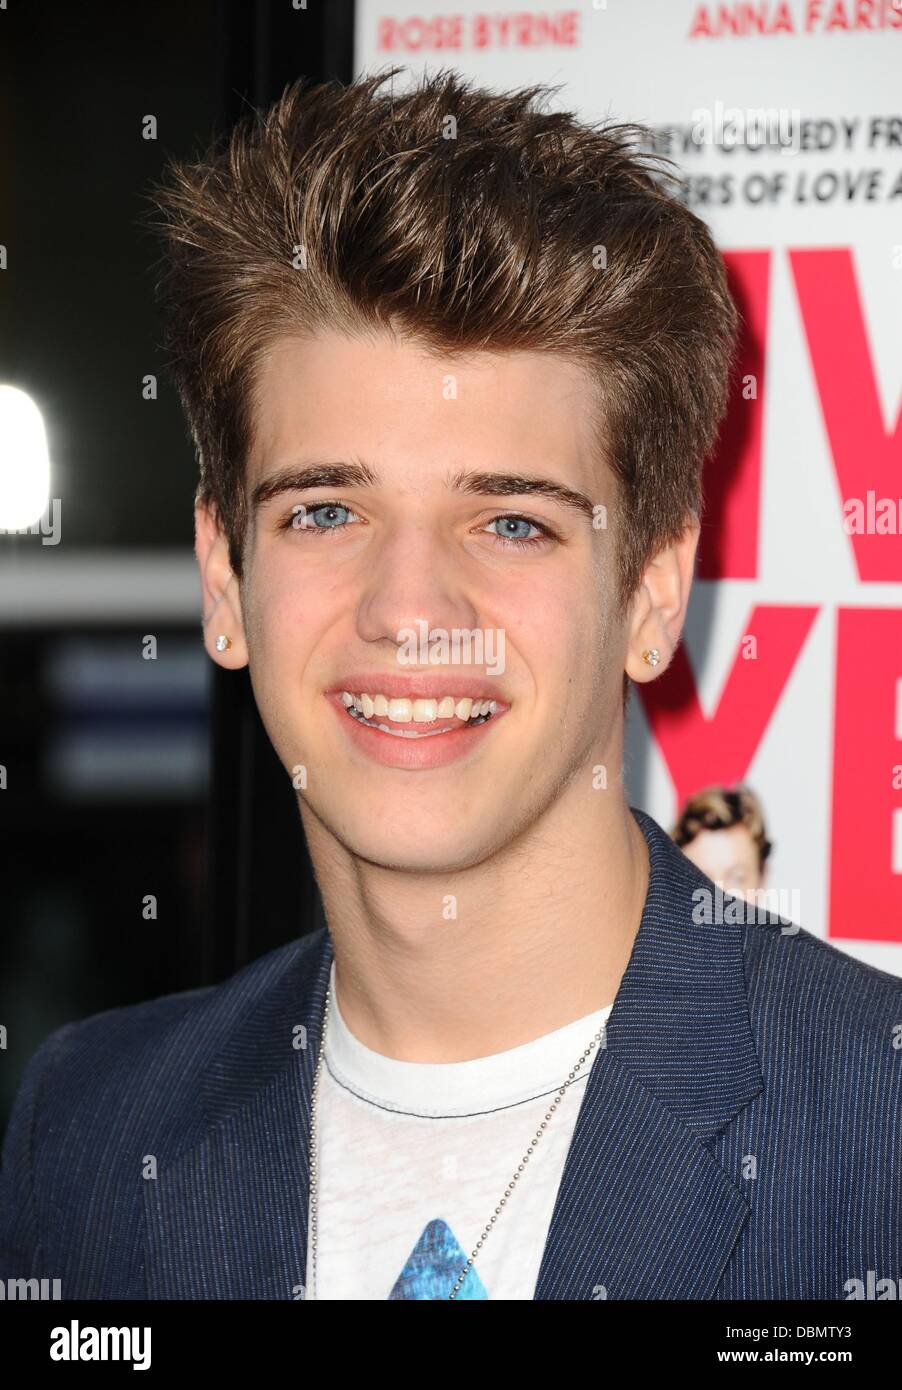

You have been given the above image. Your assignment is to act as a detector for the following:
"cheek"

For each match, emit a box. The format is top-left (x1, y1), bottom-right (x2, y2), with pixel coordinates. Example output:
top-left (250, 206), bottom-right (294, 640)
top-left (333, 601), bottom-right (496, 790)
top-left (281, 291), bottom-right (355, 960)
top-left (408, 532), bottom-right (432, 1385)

top-left (560, 570), bottom-right (621, 694)
top-left (496, 583), bottom-right (571, 676)
top-left (243, 582), bottom-right (296, 662)
top-left (504, 568), bottom-right (613, 702)
top-left (242, 552), bottom-right (337, 659)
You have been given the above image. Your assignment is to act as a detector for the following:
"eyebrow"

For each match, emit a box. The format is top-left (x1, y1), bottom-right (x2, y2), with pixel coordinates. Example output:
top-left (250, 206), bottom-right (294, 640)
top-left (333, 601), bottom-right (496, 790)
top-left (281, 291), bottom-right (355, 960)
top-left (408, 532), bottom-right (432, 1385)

top-left (250, 461), bottom-right (596, 520)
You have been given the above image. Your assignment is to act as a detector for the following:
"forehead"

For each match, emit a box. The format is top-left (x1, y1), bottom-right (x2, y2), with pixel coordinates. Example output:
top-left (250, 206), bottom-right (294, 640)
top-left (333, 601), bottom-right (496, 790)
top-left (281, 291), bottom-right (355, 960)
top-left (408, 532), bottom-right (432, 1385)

top-left (693, 825), bottom-right (758, 864)
top-left (248, 330), bottom-right (603, 486)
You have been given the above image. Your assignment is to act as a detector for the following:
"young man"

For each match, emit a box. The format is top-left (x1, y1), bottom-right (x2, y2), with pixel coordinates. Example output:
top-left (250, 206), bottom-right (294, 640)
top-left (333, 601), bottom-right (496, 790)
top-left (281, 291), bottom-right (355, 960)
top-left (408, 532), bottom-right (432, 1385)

top-left (1, 69), bottom-right (899, 1302)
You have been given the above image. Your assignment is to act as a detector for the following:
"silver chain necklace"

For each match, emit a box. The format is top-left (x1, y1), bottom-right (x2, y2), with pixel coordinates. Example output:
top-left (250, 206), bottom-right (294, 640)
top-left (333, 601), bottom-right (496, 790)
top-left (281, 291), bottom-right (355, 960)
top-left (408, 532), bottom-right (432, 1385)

top-left (306, 977), bottom-right (607, 1300)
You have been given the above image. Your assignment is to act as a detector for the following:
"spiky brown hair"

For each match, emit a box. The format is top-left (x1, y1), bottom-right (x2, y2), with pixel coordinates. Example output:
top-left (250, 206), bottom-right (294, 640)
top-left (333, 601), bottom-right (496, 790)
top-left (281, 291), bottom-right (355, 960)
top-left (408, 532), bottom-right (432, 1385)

top-left (148, 66), bottom-right (738, 603)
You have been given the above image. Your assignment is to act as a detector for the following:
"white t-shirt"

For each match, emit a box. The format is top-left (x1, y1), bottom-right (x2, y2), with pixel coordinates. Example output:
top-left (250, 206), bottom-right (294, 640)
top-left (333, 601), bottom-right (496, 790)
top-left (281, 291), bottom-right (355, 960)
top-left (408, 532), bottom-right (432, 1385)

top-left (304, 962), bottom-right (612, 1300)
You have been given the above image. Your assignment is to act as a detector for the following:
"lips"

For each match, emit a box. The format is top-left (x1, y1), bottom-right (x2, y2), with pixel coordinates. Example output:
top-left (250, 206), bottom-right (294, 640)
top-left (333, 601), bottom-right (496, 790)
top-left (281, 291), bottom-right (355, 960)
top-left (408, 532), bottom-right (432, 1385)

top-left (325, 675), bottom-right (509, 770)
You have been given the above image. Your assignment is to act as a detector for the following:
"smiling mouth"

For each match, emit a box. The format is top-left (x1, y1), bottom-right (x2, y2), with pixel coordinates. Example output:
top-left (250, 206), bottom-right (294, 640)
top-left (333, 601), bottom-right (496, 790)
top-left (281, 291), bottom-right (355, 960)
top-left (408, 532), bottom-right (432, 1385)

top-left (339, 690), bottom-right (497, 738)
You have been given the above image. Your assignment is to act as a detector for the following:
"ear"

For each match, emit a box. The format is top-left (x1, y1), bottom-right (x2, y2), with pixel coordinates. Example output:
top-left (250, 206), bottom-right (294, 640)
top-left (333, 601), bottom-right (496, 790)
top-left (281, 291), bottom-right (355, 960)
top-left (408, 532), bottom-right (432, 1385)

top-left (195, 498), bottom-right (249, 669)
top-left (624, 515), bottom-right (699, 683)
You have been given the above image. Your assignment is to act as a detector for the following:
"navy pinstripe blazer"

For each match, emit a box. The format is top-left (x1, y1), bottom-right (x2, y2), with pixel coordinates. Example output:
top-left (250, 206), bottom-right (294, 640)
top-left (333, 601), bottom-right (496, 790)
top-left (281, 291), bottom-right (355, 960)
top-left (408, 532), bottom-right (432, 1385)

top-left (1, 808), bottom-right (899, 1300)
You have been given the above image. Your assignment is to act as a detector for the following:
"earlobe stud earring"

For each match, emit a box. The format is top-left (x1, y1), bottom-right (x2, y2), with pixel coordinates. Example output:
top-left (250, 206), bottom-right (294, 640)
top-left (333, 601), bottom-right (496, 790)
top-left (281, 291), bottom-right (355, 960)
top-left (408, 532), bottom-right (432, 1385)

top-left (642, 648), bottom-right (660, 667)
top-left (215, 635), bottom-right (232, 652)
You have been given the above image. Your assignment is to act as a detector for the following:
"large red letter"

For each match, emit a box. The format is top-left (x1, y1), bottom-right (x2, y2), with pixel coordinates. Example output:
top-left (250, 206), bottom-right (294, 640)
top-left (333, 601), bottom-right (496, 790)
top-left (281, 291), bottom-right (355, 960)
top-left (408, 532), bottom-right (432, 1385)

top-left (791, 249), bottom-right (902, 583)
top-left (697, 251), bottom-right (771, 581)
top-left (640, 605), bottom-right (819, 803)
top-left (830, 607), bottom-right (902, 942)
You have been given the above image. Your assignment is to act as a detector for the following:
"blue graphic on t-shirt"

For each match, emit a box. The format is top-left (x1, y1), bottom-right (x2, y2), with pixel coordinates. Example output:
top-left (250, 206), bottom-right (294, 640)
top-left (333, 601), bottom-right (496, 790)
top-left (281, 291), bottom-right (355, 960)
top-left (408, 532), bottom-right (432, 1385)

top-left (388, 1218), bottom-right (488, 1299)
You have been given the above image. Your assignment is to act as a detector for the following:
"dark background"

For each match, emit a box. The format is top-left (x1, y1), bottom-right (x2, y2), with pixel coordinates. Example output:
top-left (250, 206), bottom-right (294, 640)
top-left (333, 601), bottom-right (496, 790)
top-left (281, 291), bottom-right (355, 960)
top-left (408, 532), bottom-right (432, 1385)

top-left (0, 0), bottom-right (354, 1130)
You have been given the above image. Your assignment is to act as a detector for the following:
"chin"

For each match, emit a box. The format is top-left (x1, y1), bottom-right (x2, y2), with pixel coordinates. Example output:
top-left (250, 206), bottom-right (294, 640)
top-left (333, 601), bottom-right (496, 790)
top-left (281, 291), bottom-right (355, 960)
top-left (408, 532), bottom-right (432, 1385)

top-left (319, 808), bottom-right (505, 875)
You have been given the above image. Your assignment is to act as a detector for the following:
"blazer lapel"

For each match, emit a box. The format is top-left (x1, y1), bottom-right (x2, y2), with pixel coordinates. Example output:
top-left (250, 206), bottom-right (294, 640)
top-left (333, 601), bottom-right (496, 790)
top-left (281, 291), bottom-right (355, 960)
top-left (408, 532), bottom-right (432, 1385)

top-left (144, 928), bottom-right (333, 1299)
top-left (533, 808), bottom-right (763, 1299)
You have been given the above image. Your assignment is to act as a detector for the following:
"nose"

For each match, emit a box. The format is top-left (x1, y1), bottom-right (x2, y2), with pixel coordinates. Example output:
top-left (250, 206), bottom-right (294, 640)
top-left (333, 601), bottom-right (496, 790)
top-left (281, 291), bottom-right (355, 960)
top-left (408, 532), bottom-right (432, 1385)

top-left (354, 516), bottom-right (481, 656)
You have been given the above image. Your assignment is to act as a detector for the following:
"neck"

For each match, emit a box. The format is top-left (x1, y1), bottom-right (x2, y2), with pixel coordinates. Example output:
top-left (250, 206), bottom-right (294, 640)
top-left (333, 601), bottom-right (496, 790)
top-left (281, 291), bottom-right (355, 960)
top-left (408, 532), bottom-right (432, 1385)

top-left (300, 777), bottom-right (650, 1064)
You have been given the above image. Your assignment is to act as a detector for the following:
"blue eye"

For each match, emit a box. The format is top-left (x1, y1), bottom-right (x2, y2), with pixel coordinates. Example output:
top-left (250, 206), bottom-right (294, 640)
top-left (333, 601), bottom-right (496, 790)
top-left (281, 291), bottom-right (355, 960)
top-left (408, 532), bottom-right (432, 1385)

top-left (309, 504), bottom-right (352, 529)
top-left (283, 501), bottom-right (358, 534)
top-left (487, 515), bottom-right (551, 546)
top-left (493, 517), bottom-right (534, 540)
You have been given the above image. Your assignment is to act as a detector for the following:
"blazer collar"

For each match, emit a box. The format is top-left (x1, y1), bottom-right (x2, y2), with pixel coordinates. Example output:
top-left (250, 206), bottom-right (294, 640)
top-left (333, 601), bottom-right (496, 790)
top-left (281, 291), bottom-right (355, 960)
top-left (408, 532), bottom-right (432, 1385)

top-left (532, 807), bottom-right (763, 1299)
top-left (145, 807), bottom-right (762, 1300)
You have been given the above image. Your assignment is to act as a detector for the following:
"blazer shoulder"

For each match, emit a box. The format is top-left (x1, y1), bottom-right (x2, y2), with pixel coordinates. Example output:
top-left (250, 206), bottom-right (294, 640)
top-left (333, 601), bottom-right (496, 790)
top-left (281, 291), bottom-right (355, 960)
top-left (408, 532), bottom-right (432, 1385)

top-left (741, 910), bottom-right (902, 1046)
top-left (0, 930), bottom-right (328, 1283)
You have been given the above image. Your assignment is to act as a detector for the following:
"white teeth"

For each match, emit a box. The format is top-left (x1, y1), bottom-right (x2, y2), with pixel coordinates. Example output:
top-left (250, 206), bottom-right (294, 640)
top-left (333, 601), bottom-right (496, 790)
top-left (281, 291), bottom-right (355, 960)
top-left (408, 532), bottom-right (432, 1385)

top-left (338, 690), bottom-right (498, 731)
